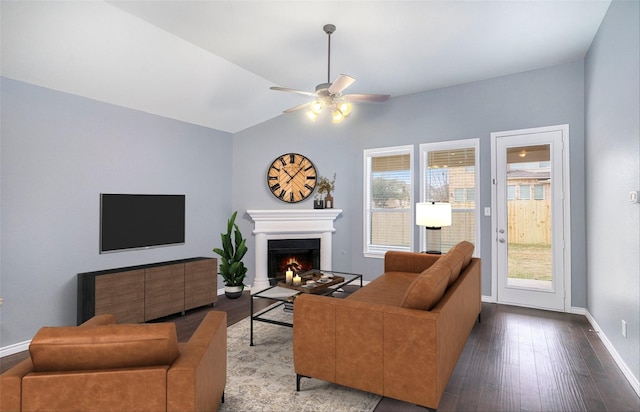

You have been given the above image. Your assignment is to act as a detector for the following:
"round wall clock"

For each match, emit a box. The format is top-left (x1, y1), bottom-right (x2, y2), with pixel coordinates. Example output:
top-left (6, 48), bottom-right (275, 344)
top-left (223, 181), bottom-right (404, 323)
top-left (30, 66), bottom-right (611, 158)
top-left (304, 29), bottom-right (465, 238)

top-left (267, 153), bottom-right (317, 203)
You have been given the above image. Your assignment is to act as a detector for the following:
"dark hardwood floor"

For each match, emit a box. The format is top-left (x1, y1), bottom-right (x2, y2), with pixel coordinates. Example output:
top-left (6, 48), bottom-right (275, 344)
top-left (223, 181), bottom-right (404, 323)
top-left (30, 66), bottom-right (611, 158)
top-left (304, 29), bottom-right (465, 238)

top-left (2, 293), bottom-right (639, 411)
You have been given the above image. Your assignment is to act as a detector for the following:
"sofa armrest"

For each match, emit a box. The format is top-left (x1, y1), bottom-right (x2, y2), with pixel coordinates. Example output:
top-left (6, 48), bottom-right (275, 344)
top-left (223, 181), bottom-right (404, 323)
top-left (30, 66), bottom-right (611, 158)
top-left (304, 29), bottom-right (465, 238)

top-left (384, 251), bottom-right (441, 273)
top-left (167, 311), bottom-right (227, 412)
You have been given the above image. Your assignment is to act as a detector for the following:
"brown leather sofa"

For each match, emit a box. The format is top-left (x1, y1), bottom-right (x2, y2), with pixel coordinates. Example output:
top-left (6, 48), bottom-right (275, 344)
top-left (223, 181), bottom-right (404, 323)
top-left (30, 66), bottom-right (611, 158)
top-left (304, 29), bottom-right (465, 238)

top-left (293, 241), bottom-right (481, 409)
top-left (0, 311), bottom-right (226, 412)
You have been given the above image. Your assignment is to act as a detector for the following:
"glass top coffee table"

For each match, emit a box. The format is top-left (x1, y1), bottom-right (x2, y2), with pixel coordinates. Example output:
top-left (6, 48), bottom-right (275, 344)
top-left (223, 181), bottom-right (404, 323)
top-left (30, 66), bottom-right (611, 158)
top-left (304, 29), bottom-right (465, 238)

top-left (250, 269), bottom-right (362, 346)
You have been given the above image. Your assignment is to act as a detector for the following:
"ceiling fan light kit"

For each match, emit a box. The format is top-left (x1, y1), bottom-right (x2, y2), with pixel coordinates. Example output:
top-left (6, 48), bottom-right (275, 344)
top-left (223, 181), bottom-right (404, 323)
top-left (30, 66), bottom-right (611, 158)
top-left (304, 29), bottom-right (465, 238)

top-left (271, 24), bottom-right (389, 124)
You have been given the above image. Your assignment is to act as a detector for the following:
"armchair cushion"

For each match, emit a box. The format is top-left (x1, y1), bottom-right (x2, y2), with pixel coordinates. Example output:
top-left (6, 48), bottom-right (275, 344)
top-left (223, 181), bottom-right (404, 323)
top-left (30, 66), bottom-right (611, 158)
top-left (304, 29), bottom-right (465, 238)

top-left (30, 323), bottom-right (179, 372)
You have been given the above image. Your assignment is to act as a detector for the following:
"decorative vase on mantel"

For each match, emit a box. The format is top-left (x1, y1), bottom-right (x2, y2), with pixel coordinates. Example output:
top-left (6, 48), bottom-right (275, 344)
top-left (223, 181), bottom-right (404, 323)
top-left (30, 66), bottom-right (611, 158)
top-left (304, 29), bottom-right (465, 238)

top-left (324, 195), bottom-right (334, 209)
top-left (314, 199), bottom-right (324, 209)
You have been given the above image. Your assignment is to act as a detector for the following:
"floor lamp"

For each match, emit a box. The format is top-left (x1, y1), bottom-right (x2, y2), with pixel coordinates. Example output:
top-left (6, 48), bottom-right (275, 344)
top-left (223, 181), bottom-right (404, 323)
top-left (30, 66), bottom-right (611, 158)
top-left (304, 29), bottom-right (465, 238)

top-left (416, 202), bottom-right (452, 254)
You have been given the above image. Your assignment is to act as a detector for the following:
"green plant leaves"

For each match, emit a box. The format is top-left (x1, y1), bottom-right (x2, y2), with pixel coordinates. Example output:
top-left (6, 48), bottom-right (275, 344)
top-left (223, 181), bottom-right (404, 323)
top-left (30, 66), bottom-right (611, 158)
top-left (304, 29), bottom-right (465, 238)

top-left (213, 211), bottom-right (248, 287)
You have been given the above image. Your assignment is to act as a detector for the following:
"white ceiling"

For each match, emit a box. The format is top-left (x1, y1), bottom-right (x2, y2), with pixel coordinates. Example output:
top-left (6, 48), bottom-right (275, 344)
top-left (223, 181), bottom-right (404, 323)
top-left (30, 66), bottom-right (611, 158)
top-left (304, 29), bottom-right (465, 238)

top-left (1, 1), bottom-right (611, 133)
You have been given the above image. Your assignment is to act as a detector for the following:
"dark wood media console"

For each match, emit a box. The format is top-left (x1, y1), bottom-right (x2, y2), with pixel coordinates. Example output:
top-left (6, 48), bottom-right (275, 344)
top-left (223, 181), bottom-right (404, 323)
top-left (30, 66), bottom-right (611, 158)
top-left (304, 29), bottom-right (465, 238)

top-left (77, 257), bottom-right (217, 325)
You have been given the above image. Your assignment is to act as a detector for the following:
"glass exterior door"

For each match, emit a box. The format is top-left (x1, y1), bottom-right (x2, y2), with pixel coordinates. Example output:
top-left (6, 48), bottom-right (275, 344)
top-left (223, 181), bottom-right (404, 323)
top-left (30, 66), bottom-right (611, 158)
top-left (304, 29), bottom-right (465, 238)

top-left (495, 129), bottom-right (565, 311)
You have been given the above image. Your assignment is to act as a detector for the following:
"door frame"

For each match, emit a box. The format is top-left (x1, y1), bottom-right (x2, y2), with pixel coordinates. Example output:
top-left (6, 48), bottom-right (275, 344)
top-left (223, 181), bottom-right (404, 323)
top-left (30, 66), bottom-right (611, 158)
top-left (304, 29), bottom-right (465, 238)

top-left (490, 124), bottom-right (572, 312)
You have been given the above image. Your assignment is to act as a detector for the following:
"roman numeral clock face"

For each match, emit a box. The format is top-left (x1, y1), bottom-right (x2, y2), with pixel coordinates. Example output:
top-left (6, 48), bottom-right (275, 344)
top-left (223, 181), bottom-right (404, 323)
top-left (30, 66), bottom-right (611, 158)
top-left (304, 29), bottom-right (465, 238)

top-left (267, 153), bottom-right (317, 203)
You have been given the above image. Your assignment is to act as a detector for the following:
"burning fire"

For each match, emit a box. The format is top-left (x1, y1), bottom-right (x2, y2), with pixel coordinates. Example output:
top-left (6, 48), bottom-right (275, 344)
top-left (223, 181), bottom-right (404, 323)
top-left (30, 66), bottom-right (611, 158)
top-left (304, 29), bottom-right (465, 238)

top-left (283, 257), bottom-right (302, 271)
top-left (280, 256), bottom-right (313, 273)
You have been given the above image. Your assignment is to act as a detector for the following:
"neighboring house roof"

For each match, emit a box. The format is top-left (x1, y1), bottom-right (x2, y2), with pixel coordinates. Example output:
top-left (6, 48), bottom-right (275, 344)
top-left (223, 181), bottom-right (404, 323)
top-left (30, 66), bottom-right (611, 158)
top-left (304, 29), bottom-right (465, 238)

top-left (507, 169), bottom-right (550, 180)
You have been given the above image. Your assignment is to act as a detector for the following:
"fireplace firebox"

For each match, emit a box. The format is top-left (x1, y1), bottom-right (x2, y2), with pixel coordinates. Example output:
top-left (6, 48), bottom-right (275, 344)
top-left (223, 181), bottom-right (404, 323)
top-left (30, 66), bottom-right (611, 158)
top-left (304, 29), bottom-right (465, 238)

top-left (268, 238), bottom-right (320, 284)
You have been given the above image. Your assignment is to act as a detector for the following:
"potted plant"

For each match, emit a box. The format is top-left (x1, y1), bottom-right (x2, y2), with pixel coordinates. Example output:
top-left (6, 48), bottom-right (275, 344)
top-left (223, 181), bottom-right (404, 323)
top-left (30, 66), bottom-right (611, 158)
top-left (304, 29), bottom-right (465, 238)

top-left (213, 211), bottom-right (248, 299)
top-left (316, 173), bottom-right (336, 208)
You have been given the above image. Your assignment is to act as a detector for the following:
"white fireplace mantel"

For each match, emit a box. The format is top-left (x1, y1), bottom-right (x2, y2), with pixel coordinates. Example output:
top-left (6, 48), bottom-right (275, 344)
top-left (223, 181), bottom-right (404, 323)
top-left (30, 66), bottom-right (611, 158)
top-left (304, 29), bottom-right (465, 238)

top-left (247, 209), bottom-right (342, 291)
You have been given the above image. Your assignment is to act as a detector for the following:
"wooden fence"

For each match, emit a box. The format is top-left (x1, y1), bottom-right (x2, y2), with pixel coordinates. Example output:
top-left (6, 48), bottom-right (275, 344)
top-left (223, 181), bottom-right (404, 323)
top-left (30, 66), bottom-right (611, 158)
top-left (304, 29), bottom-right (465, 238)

top-left (370, 202), bottom-right (550, 249)
top-left (507, 200), bottom-right (551, 245)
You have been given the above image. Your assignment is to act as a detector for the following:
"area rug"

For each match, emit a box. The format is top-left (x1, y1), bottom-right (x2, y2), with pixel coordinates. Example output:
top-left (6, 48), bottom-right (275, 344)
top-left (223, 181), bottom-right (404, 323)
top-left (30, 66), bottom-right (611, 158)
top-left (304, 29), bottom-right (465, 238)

top-left (219, 305), bottom-right (382, 412)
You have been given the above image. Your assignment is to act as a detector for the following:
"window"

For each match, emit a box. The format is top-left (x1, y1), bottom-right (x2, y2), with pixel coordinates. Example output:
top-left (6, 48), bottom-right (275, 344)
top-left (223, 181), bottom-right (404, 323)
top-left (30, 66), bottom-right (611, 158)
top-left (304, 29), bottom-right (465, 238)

top-left (507, 185), bottom-right (516, 200)
top-left (466, 188), bottom-right (475, 201)
top-left (534, 184), bottom-right (545, 200)
top-left (364, 145), bottom-right (413, 257)
top-left (520, 185), bottom-right (531, 200)
top-left (420, 139), bottom-right (479, 254)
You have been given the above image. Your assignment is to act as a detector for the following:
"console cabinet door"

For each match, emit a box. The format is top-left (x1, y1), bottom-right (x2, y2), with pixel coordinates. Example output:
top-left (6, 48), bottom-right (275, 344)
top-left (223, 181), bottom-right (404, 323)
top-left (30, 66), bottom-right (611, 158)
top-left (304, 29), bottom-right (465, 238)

top-left (185, 258), bottom-right (217, 310)
top-left (144, 264), bottom-right (185, 321)
top-left (95, 270), bottom-right (145, 324)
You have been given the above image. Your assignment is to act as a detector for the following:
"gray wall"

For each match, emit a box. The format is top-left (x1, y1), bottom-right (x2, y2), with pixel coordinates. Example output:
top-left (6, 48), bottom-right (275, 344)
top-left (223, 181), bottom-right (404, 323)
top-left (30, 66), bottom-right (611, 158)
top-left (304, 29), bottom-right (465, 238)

top-left (233, 60), bottom-right (587, 307)
top-left (0, 78), bottom-right (233, 347)
top-left (585, 0), bottom-right (640, 385)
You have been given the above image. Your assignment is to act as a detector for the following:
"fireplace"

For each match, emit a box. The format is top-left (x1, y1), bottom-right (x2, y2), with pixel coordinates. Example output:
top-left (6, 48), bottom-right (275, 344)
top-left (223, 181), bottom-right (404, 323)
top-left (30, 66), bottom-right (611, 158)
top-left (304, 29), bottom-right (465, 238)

top-left (268, 238), bottom-right (320, 284)
top-left (247, 209), bottom-right (342, 291)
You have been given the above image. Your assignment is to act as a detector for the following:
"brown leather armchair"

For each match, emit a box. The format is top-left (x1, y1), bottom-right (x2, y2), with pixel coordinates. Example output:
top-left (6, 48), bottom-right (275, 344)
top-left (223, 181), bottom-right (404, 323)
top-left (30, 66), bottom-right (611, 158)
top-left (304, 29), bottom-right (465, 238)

top-left (1, 311), bottom-right (226, 412)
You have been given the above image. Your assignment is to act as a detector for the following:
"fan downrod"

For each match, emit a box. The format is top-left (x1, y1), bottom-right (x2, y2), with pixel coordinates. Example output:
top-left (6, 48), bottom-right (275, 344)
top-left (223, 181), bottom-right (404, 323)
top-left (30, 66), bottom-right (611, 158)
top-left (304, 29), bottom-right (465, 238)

top-left (323, 24), bottom-right (336, 83)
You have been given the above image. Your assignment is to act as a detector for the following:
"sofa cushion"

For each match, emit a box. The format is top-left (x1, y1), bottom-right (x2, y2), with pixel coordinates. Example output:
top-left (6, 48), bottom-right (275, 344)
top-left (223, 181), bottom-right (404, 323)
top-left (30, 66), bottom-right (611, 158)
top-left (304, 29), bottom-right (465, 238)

top-left (400, 261), bottom-right (451, 310)
top-left (30, 323), bottom-right (179, 372)
top-left (451, 240), bottom-right (474, 268)
top-left (437, 249), bottom-right (465, 287)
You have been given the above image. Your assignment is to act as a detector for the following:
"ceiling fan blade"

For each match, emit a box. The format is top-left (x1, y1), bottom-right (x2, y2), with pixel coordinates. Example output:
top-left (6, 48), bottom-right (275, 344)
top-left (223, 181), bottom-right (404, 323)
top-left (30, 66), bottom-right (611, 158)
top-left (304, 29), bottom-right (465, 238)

top-left (283, 102), bottom-right (313, 113)
top-left (328, 74), bottom-right (356, 95)
top-left (344, 93), bottom-right (390, 103)
top-left (270, 86), bottom-right (316, 97)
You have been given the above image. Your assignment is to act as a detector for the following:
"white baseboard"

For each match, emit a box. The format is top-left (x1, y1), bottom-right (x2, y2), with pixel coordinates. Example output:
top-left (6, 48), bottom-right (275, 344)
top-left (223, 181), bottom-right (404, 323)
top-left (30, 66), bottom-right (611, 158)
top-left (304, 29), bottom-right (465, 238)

top-left (481, 294), bottom-right (496, 303)
top-left (584, 310), bottom-right (640, 397)
top-left (569, 306), bottom-right (587, 316)
top-left (0, 340), bottom-right (30, 358)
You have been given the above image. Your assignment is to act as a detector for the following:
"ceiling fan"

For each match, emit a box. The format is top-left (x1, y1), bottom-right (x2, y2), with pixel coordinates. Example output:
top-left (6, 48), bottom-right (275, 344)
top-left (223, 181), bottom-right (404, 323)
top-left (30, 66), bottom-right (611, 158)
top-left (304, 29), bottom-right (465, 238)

top-left (270, 24), bottom-right (390, 123)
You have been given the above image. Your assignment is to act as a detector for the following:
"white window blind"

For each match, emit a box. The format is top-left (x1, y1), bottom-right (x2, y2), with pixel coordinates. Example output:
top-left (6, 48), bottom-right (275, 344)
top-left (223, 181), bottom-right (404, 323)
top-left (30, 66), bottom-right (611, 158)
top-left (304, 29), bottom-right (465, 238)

top-left (420, 141), bottom-right (479, 254)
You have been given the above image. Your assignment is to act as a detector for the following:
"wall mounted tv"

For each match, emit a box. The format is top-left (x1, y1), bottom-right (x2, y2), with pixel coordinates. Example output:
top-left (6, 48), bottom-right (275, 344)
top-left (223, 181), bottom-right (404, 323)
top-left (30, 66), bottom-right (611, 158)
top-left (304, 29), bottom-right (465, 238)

top-left (100, 194), bottom-right (185, 253)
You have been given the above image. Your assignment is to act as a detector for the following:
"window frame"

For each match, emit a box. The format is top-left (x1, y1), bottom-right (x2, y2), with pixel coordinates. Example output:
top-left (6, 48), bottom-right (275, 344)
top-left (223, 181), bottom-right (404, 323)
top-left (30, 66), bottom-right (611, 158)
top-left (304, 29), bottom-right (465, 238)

top-left (419, 138), bottom-right (480, 255)
top-left (519, 184), bottom-right (531, 200)
top-left (363, 145), bottom-right (414, 258)
top-left (454, 188), bottom-right (465, 202)
top-left (533, 184), bottom-right (545, 200)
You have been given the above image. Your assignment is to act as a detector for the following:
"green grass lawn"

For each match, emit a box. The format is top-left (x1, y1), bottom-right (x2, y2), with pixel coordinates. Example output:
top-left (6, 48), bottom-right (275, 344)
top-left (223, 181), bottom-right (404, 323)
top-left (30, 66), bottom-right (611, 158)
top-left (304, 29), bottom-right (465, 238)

top-left (508, 243), bottom-right (552, 281)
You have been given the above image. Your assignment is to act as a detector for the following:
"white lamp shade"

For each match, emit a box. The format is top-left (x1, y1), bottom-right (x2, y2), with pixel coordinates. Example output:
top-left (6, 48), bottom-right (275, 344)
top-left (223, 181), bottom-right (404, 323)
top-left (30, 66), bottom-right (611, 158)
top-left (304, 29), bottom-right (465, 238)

top-left (416, 202), bottom-right (452, 228)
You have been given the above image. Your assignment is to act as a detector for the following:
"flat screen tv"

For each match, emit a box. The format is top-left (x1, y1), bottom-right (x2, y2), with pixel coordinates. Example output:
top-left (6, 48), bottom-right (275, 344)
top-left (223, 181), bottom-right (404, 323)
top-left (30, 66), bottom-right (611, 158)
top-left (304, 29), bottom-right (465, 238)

top-left (100, 194), bottom-right (185, 253)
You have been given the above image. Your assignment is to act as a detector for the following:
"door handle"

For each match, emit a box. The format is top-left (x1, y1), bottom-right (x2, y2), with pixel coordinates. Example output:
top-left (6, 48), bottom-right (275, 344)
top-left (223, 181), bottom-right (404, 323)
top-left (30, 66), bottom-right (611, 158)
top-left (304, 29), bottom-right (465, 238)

top-left (499, 238), bottom-right (506, 243)
top-left (499, 229), bottom-right (505, 234)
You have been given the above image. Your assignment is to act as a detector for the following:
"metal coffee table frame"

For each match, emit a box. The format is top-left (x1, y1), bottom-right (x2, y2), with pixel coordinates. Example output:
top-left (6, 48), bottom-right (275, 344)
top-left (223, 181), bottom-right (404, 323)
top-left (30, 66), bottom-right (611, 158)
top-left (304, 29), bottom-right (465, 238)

top-left (250, 269), bottom-right (363, 346)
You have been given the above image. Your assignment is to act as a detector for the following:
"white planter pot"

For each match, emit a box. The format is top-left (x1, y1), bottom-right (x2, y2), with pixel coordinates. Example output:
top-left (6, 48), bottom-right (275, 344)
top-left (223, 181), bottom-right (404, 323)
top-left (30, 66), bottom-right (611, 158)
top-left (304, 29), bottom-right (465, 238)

top-left (224, 285), bottom-right (244, 299)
